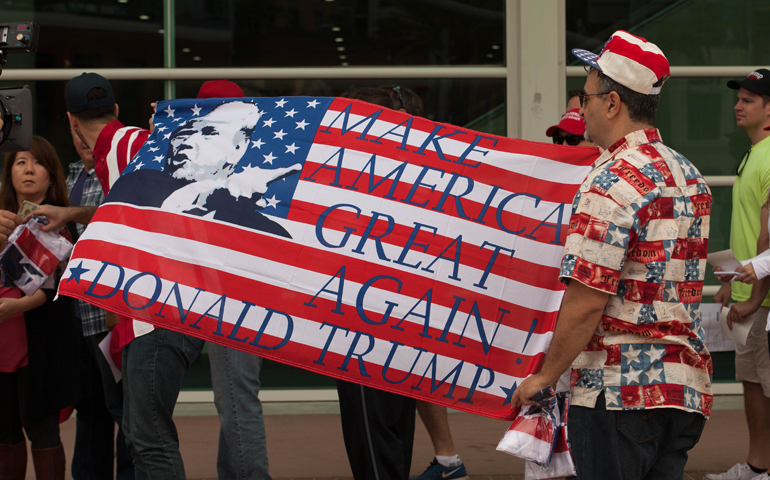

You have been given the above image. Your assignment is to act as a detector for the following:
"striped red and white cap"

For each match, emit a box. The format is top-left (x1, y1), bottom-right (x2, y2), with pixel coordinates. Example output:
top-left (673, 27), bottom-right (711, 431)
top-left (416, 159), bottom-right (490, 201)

top-left (572, 30), bottom-right (670, 95)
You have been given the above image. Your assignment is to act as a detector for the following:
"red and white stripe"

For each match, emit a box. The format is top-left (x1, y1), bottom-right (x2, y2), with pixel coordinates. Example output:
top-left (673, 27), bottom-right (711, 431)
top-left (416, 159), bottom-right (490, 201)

top-left (598, 30), bottom-right (670, 95)
top-left (91, 119), bottom-right (153, 346)
top-left (92, 120), bottom-right (150, 196)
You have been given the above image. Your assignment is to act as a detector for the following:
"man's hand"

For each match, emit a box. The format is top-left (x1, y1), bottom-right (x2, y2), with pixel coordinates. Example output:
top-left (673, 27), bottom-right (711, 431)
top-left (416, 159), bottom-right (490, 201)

top-left (149, 102), bottom-right (157, 133)
top-left (0, 210), bottom-right (21, 243)
top-left (24, 205), bottom-right (72, 232)
top-left (511, 373), bottom-right (552, 408)
top-left (509, 280), bottom-right (609, 410)
top-left (727, 300), bottom-right (759, 330)
top-left (25, 205), bottom-right (97, 232)
top-left (713, 266), bottom-right (737, 283)
top-left (105, 311), bottom-right (119, 331)
top-left (713, 282), bottom-right (732, 308)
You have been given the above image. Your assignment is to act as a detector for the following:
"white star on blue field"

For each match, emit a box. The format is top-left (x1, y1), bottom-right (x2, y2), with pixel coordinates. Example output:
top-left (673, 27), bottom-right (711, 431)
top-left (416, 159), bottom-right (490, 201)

top-left (128, 96), bottom-right (334, 220)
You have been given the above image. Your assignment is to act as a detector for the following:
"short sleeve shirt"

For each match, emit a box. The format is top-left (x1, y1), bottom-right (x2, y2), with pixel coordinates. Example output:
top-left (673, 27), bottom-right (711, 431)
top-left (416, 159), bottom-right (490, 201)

top-left (730, 135), bottom-right (770, 305)
top-left (559, 129), bottom-right (713, 417)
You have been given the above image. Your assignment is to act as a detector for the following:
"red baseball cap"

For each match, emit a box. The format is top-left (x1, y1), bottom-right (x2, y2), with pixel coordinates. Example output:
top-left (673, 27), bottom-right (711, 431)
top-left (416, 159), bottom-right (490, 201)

top-left (546, 109), bottom-right (585, 137)
top-left (572, 30), bottom-right (670, 95)
top-left (197, 80), bottom-right (245, 99)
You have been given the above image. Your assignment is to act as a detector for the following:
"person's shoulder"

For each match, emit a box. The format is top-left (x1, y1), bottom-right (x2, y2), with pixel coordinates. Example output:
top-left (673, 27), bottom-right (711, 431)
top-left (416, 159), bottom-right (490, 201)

top-left (95, 121), bottom-right (149, 147)
top-left (575, 151), bottom-right (662, 217)
top-left (115, 125), bottom-right (151, 144)
top-left (753, 135), bottom-right (770, 162)
top-left (67, 159), bottom-right (85, 175)
top-left (93, 119), bottom-right (126, 158)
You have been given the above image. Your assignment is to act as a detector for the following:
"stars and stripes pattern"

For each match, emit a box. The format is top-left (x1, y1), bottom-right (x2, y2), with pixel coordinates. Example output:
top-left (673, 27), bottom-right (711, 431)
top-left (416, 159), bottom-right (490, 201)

top-left (561, 129), bottom-right (713, 417)
top-left (91, 120), bottom-right (150, 196)
top-left (0, 218), bottom-right (73, 296)
top-left (60, 96), bottom-right (598, 420)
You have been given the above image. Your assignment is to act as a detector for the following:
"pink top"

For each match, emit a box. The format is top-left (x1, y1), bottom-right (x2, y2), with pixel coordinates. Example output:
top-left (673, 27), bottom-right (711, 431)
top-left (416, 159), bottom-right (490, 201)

top-left (0, 286), bottom-right (27, 372)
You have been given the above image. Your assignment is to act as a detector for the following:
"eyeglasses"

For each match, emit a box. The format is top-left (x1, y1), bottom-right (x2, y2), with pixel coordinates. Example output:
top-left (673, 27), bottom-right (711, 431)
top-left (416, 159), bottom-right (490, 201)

top-left (579, 91), bottom-right (610, 107)
top-left (736, 149), bottom-right (750, 176)
top-left (552, 133), bottom-right (583, 146)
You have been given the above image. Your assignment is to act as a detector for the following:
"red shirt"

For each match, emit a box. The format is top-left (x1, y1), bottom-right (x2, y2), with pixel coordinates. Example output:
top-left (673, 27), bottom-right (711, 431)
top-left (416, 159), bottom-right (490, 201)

top-left (0, 287), bottom-right (27, 372)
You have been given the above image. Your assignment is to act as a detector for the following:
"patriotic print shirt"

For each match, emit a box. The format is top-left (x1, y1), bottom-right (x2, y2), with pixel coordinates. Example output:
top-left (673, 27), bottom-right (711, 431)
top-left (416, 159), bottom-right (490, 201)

top-left (559, 128), bottom-right (713, 417)
top-left (92, 119), bottom-right (154, 347)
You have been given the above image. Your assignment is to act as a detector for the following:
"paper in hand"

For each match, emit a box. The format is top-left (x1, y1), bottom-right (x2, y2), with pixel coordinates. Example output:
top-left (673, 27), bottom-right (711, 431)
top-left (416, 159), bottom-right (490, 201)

top-left (720, 306), bottom-right (752, 346)
top-left (17, 200), bottom-right (38, 220)
top-left (700, 303), bottom-right (736, 352)
top-left (707, 249), bottom-right (744, 277)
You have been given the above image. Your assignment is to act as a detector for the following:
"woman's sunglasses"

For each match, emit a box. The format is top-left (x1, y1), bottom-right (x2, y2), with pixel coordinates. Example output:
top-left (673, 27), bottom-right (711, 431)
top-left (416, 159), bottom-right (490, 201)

top-left (552, 133), bottom-right (583, 146)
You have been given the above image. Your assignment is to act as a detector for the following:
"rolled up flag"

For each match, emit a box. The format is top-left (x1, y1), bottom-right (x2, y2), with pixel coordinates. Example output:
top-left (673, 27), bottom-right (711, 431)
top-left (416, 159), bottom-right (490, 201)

top-left (0, 217), bottom-right (73, 295)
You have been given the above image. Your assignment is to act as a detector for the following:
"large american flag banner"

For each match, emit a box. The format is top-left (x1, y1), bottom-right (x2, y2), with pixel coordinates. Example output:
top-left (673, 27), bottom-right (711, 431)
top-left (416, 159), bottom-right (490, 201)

top-left (59, 96), bottom-right (598, 420)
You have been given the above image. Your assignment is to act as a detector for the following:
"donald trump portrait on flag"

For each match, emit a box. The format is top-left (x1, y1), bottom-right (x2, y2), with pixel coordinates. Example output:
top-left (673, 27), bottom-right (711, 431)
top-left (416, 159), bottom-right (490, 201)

top-left (108, 101), bottom-right (302, 237)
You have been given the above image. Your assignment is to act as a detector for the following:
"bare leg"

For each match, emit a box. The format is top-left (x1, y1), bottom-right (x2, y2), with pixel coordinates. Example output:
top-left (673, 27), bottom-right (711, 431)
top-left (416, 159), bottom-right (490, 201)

top-left (744, 381), bottom-right (770, 470)
top-left (416, 401), bottom-right (457, 456)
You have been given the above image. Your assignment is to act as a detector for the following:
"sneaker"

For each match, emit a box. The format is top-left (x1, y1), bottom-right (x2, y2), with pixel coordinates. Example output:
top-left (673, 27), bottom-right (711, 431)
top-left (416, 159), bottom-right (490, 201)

top-left (705, 463), bottom-right (758, 480)
top-left (410, 459), bottom-right (469, 480)
top-left (752, 473), bottom-right (770, 480)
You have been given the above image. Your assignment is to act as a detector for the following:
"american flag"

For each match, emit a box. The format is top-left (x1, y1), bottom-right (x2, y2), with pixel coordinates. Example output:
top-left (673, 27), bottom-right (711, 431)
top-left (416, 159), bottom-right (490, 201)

top-left (1, 218), bottom-right (73, 295)
top-left (59, 96), bottom-right (597, 420)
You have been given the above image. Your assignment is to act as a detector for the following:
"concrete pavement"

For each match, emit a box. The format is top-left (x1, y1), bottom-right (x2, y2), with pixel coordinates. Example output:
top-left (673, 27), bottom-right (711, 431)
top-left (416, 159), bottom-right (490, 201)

top-left (28, 394), bottom-right (749, 480)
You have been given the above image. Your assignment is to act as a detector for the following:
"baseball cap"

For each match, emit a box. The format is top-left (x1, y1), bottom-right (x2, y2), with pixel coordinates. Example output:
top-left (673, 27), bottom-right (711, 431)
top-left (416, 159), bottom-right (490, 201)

top-left (572, 30), bottom-right (670, 95)
top-left (197, 80), bottom-right (245, 99)
top-left (546, 109), bottom-right (585, 137)
top-left (727, 69), bottom-right (770, 96)
top-left (65, 73), bottom-right (115, 113)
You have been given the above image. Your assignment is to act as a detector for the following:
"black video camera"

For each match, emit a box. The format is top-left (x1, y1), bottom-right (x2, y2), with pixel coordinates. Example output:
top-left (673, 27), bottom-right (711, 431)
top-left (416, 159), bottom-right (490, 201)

top-left (0, 22), bottom-right (39, 153)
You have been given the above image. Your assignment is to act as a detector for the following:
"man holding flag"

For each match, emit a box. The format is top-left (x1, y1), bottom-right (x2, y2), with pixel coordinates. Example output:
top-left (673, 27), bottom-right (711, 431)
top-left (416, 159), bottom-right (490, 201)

top-left (512, 31), bottom-right (712, 479)
top-left (63, 72), bottom-right (206, 480)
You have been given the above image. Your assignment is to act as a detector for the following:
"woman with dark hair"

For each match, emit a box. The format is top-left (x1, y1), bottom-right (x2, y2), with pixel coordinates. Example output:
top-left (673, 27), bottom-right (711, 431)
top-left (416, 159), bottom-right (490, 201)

top-left (0, 136), bottom-right (79, 480)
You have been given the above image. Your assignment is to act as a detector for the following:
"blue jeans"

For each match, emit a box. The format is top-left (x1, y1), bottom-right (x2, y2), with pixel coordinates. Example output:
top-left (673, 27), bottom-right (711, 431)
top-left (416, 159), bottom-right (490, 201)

top-left (568, 393), bottom-right (706, 480)
top-left (122, 329), bottom-right (204, 480)
top-left (208, 343), bottom-right (271, 480)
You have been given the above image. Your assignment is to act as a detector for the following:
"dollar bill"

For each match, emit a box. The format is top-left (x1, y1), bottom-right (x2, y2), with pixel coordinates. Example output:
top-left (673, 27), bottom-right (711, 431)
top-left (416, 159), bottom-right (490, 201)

top-left (17, 200), bottom-right (39, 219)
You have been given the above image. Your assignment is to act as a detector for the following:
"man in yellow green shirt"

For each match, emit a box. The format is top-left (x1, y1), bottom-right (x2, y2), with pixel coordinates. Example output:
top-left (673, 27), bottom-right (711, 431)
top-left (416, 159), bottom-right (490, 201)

top-left (712, 69), bottom-right (770, 480)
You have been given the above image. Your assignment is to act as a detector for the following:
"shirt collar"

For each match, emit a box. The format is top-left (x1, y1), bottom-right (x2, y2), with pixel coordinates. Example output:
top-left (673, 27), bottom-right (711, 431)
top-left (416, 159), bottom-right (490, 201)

top-left (70, 159), bottom-right (95, 176)
top-left (592, 128), bottom-right (662, 169)
top-left (92, 119), bottom-right (125, 162)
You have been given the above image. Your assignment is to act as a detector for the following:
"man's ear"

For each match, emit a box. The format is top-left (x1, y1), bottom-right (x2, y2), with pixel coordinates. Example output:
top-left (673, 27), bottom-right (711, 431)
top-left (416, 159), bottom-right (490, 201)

top-left (114, 104), bottom-right (119, 118)
top-left (67, 112), bottom-right (78, 130)
top-left (605, 91), bottom-right (621, 120)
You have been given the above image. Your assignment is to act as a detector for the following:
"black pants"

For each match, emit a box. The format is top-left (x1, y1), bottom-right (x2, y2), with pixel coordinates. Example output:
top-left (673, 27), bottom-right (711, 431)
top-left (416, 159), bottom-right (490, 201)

top-left (336, 379), bottom-right (416, 480)
top-left (0, 367), bottom-right (61, 449)
top-left (72, 329), bottom-right (135, 480)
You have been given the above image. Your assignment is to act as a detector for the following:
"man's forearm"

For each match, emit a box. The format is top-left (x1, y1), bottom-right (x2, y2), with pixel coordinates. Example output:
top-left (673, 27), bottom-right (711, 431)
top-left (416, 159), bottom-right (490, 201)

top-left (68, 206), bottom-right (98, 225)
top-left (538, 280), bottom-right (609, 385)
top-left (749, 276), bottom-right (770, 306)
